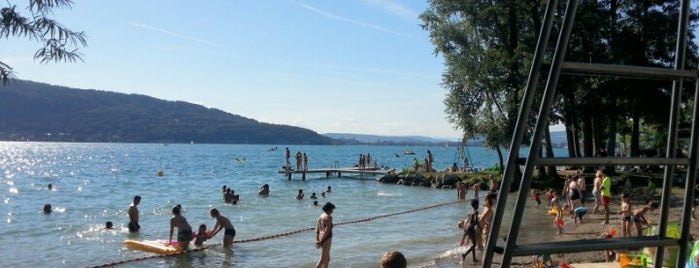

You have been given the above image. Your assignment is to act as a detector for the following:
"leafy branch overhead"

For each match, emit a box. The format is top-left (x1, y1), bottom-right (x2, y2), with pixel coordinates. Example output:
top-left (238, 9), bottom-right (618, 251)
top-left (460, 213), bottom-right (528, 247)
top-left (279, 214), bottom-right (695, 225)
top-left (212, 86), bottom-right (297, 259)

top-left (0, 0), bottom-right (87, 83)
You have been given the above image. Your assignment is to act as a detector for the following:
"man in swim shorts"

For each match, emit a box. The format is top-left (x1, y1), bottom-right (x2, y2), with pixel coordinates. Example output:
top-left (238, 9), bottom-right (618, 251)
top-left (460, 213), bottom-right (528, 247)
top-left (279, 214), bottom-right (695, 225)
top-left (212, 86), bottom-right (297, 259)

top-left (208, 208), bottom-right (236, 248)
top-left (128, 195), bottom-right (141, 232)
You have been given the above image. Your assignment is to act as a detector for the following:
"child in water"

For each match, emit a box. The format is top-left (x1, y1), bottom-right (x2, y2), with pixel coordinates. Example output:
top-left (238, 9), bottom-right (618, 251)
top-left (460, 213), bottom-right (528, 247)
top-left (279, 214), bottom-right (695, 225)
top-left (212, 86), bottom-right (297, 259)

top-left (194, 224), bottom-right (208, 247)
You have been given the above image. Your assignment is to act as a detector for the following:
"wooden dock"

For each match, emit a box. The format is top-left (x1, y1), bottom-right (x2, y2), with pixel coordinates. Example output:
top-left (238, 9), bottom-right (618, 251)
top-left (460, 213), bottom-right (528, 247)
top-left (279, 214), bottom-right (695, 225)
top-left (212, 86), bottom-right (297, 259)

top-left (277, 166), bottom-right (393, 180)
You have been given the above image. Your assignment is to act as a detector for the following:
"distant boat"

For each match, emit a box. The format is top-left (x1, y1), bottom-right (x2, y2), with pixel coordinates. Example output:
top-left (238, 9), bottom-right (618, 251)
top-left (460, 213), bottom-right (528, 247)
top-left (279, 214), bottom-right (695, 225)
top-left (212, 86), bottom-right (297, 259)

top-left (403, 150), bottom-right (415, 155)
top-left (394, 153), bottom-right (400, 157)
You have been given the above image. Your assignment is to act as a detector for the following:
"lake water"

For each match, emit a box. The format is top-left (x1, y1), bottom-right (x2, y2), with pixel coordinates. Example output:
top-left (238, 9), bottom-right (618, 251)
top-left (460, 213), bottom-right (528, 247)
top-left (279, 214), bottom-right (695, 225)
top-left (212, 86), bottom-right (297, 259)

top-left (0, 142), bottom-right (566, 267)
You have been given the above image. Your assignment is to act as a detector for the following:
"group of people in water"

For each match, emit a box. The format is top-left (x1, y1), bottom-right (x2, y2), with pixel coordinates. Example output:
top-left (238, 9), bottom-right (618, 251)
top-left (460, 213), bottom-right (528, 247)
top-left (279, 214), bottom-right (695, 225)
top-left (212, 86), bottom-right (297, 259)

top-left (126, 195), bottom-right (236, 251)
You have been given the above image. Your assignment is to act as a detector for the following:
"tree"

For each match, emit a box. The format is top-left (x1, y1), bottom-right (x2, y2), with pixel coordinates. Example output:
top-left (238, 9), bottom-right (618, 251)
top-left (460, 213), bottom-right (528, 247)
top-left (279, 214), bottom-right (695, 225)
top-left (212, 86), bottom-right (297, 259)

top-left (1, 0), bottom-right (86, 83)
top-left (420, 1), bottom-right (544, 175)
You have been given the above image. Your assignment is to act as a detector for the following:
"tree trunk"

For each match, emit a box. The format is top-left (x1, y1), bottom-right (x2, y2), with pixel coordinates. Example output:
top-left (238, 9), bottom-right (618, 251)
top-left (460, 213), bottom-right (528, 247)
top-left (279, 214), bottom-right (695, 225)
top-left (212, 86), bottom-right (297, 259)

top-left (545, 127), bottom-right (559, 178)
top-left (605, 93), bottom-right (618, 171)
top-left (631, 113), bottom-right (641, 156)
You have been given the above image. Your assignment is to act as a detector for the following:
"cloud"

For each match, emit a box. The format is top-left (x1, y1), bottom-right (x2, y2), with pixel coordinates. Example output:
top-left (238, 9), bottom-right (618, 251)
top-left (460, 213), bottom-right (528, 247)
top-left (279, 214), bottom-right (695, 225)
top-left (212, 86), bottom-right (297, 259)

top-left (359, 0), bottom-right (419, 21)
top-left (294, 3), bottom-right (414, 38)
top-left (128, 23), bottom-right (223, 48)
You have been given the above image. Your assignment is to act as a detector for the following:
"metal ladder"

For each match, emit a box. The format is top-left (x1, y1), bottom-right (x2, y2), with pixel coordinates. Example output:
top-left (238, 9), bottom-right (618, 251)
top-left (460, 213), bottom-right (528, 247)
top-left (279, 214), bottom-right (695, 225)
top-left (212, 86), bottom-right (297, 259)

top-left (481, 0), bottom-right (699, 267)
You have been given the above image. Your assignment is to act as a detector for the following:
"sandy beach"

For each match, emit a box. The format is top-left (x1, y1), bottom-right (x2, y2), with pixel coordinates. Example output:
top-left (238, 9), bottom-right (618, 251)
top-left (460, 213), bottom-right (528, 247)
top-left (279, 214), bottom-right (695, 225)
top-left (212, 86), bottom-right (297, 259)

top-left (451, 191), bottom-right (699, 268)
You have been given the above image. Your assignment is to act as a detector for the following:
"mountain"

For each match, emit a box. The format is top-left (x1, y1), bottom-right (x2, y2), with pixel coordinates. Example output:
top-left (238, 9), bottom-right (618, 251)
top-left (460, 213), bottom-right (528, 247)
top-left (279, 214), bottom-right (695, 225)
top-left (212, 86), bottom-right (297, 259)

top-left (324, 131), bottom-right (568, 147)
top-left (322, 133), bottom-right (455, 144)
top-left (0, 80), bottom-right (337, 144)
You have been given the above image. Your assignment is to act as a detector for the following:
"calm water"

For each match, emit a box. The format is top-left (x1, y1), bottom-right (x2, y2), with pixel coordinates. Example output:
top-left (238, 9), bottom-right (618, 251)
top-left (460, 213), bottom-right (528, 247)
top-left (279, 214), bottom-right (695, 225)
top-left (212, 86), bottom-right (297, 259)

top-left (0, 142), bottom-right (566, 268)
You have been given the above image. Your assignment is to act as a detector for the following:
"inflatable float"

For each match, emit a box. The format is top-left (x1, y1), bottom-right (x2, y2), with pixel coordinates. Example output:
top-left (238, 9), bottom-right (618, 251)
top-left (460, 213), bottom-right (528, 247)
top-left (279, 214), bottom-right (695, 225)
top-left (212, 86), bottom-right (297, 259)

top-left (547, 206), bottom-right (570, 215)
top-left (122, 239), bottom-right (181, 254)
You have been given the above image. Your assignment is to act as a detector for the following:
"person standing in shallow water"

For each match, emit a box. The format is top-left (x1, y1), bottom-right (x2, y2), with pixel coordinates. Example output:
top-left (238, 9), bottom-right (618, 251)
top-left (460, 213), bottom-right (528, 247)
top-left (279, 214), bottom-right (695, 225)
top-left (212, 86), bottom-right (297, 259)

top-left (168, 205), bottom-right (193, 251)
top-left (208, 208), bottom-right (236, 248)
top-left (128, 195), bottom-right (141, 232)
top-left (315, 202), bottom-right (335, 268)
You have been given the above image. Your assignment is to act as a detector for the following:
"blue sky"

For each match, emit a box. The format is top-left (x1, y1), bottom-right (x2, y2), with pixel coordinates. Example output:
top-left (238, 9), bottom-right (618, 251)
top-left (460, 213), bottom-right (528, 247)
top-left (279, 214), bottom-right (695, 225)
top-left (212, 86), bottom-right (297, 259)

top-left (2, 0), bottom-right (468, 140)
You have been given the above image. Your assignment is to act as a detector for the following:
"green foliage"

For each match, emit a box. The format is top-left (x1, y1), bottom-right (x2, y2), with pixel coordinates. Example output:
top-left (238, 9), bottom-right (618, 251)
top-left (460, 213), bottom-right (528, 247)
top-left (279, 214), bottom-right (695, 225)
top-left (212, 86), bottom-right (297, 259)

top-left (0, 0), bottom-right (87, 83)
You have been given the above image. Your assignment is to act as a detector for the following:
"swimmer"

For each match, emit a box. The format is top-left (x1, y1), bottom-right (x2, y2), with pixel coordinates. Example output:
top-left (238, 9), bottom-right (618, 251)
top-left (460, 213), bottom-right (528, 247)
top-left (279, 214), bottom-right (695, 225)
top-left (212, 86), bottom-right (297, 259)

top-left (208, 208), bottom-right (236, 248)
top-left (194, 224), bottom-right (208, 247)
top-left (312, 200), bottom-right (319, 206)
top-left (48, 183), bottom-right (53, 191)
top-left (326, 186), bottom-right (331, 193)
top-left (258, 184), bottom-right (270, 195)
top-left (320, 191), bottom-right (326, 198)
top-left (105, 221), bottom-right (113, 229)
top-left (43, 204), bottom-right (52, 214)
top-left (310, 192), bottom-right (318, 199)
top-left (296, 189), bottom-right (305, 200)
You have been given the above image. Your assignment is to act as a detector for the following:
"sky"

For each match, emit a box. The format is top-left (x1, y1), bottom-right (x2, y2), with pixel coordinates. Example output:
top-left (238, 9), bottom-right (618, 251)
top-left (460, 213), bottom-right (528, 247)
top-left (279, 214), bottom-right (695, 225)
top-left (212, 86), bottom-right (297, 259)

top-left (1, 0), bottom-right (469, 140)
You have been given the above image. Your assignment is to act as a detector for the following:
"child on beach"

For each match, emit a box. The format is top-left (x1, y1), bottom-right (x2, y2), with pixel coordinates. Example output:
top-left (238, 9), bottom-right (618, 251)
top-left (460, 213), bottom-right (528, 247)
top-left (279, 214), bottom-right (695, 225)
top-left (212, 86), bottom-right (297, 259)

top-left (546, 189), bottom-right (554, 208)
top-left (194, 224), bottom-right (208, 247)
top-left (551, 191), bottom-right (561, 210)
top-left (573, 206), bottom-right (587, 223)
top-left (618, 193), bottom-right (633, 237)
top-left (531, 189), bottom-right (541, 208)
top-left (632, 201), bottom-right (659, 236)
top-left (460, 199), bottom-right (481, 264)
top-left (553, 205), bottom-right (564, 235)
top-left (533, 253), bottom-right (553, 268)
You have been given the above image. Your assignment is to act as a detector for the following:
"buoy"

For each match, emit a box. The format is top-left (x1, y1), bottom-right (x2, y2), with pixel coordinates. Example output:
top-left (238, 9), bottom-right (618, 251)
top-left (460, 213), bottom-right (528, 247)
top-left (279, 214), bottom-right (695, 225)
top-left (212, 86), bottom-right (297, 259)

top-left (157, 170), bottom-right (164, 177)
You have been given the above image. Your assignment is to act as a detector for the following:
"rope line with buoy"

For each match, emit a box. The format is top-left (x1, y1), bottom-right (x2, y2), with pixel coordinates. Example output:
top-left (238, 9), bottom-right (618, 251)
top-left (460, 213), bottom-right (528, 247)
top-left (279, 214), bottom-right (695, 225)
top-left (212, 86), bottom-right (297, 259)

top-left (87, 200), bottom-right (458, 267)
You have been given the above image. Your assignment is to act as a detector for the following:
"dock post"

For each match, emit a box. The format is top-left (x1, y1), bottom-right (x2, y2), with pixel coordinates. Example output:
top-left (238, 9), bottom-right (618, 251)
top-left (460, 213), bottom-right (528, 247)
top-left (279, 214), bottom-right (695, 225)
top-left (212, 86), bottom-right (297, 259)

top-left (338, 172), bottom-right (341, 177)
top-left (302, 172), bottom-right (306, 180)
top-left (287, 171), bottom-right (291, 180)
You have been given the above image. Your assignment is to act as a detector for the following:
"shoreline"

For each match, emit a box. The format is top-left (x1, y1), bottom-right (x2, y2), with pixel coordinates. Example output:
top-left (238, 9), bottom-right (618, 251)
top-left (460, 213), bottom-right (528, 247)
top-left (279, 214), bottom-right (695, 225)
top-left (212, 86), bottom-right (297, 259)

top-left (437, 191), bottom-right (699, 267)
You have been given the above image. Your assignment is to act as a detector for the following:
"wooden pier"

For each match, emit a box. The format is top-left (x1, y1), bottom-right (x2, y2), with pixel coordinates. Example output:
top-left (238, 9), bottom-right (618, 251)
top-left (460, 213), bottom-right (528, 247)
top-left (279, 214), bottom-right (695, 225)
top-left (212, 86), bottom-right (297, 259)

top-left (277, 166), bottom-right (392, 180)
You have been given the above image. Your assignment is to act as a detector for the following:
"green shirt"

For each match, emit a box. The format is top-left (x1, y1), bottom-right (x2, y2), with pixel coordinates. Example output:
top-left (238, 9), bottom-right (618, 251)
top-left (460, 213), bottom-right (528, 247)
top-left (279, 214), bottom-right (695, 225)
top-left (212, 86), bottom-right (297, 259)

top-left (601, 176), bottom-right (611, 196)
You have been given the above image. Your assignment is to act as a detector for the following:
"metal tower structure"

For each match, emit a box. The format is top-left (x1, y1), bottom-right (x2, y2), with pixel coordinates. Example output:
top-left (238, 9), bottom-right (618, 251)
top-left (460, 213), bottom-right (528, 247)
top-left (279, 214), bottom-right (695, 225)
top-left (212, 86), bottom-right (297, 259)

top-left (482, 1), bottom-right (699, 267)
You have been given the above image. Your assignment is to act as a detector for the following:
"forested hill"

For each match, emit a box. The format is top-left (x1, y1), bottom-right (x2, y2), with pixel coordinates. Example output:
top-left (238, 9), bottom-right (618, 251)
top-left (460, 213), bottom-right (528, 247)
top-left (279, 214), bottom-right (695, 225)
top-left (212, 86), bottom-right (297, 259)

top-left (0, 80), bottom-right (337, 144)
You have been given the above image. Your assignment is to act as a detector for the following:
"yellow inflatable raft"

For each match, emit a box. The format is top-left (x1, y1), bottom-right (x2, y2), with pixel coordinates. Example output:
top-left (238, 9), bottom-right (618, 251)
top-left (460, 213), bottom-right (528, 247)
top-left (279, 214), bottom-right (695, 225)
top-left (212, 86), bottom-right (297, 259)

top-left (122, 239), bottom-right (181, 254)
top-left (547, 207), bottom-right (570, 215)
